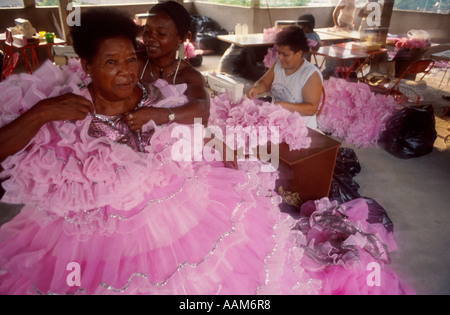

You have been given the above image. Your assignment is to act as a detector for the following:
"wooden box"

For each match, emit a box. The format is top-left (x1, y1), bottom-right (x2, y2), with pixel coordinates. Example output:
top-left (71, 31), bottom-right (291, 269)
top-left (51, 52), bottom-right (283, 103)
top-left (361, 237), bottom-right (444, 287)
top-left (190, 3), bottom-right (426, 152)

top-left (277, 128), bottom-right (341, 202)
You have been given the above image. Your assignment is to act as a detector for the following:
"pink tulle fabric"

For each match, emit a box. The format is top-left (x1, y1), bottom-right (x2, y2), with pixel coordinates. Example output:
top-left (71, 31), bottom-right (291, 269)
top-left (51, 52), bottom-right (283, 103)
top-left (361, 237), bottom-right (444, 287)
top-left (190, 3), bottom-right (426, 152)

top-left (263, 27), bottom-right (280, 42)
top-left (393, 38), bottom-right (429, 50)
top-left (298, 198), bottom-right (415, 295)
top-left (318, 78), bottom-right (399, 148)
top-left (264, 45), bottom-right (279, 69)
top-left (0, 60), bottom-right (413, 295)
top-left (184, 41), bottom-right (199, 59)
top-left (209, 93), bottom-right (311, 152)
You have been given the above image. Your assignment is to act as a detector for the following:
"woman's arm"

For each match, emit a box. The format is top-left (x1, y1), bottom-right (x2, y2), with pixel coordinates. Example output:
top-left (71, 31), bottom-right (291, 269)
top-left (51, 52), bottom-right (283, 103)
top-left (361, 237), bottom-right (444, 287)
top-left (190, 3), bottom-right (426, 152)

top-left (174, 65), bottom-right (211, 125)
top-left (126, 64), bottom-right (210, 130)
top-left (333, 3), bottom-right (344, 27)
top-left (0, 93), bottom-right (94, 164)
top-left (247, 62), bottom-right (276, 99)
top-left (275, 72), bottom-right (323, 116)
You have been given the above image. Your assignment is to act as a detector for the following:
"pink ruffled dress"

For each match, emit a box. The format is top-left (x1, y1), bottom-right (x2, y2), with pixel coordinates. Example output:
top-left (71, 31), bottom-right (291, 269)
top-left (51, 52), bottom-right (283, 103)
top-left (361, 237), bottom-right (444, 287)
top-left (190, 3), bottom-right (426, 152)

top-left (0, 60), bottom-right (413, 295)
top-left (318, 78), bottom-right (400, 148)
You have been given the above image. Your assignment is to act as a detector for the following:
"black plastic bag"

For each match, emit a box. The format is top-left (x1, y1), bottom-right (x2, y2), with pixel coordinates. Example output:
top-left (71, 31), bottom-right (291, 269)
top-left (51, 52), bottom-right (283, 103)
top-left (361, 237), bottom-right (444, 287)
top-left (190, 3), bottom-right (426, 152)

top-left (218, 45), bottom-right (246, 74)
top-left (0, 179), bottom-right (6, 199)
top-left (329, 147), bottom-right (362, 204)
top-left (191, 15), bottom-right (228, 53)
top-left (328, 148), bottom-right (395, 233)
top-left (381, 105), bottom-right (437, 159)
top-left (364, 197), bottom-right (394, 234)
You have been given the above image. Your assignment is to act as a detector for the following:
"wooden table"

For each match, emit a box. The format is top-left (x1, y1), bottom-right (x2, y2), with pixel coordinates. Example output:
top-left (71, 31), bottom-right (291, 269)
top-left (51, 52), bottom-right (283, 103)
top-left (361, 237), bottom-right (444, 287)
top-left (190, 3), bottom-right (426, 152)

top-left (312, 43), bottom-right (369, 78)
top-left (2, 32), bottom-right (65, 74)
top-left (431, 49), bottom-right (450, 91)
top-left (335, 41), bottom-right (387, 77)
top-left (217, 33), bottom-right (275, 47)
top-left (218, 31), bottom-right (354, 48)
top-left (318, 32), bottom-right (354, 43)
top-left (315, 27), bottom-right (361, 41)
top-left (312, 41), bottom-right (387, 79)
top-left (277, 128), bottom-right (341, 202)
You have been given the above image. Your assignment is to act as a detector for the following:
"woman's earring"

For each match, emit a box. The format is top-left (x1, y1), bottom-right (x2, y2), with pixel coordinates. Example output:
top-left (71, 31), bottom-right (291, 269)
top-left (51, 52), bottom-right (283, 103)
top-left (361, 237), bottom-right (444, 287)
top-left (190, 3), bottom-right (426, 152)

top-left (176, 43), bottom-right (185, 60)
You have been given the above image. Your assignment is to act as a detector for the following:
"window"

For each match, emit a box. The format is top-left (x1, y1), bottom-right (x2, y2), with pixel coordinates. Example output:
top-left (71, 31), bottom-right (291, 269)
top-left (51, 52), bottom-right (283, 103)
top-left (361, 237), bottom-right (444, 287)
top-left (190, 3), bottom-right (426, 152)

top-left (35, 0), bottom-right (157, 7)
top-left (194, 0), bottom-right (251, 5)
top-left (0, 0), bottom-right (24, 8)
top-left (394, 0), bottom-right (449, 14)
top-left (260, 0), bottom-right (310, 7)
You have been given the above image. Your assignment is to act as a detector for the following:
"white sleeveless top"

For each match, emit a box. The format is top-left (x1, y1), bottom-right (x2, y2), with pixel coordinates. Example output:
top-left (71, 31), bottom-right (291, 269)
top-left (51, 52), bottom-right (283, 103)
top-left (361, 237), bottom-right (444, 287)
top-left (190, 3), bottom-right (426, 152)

top-left (271, 59), bottom-right (323, 130)
top-left (337, 0), bottom-right (356, 30)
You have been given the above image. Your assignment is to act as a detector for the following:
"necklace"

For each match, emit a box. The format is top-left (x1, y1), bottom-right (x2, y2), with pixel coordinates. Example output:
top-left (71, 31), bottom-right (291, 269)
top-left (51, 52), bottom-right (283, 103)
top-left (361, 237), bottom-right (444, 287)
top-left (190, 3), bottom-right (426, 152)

top-left (141, 58), bottom-right (182, 84)
top-left (151, 59), bottom-right (178, 79)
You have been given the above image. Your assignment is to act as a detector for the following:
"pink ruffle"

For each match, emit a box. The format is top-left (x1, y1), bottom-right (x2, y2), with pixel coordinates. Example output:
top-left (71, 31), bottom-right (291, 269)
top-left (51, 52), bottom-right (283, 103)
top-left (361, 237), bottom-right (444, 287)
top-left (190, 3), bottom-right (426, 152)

top-left (394, 38), bottom-right (429, 50)
top-left (299, 198), bottom-right (415, 295)
top-left (318, 78), bottom-right (399, 147)
top-left (209, 93), bottom-right (311, 151)
top-left (0, 61), bottom-right (191, 216)
top-left (263, 45), bottom-right (278, 68)
top-left (263, 26), bottom-right (280, 42)
top-left (0, 60), bottom-right (413, 295)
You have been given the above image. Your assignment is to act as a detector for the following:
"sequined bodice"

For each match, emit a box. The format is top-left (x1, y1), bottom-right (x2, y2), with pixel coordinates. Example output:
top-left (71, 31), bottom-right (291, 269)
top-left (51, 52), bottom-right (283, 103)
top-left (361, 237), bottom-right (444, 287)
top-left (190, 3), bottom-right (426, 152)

top-left (88, 82), bottom-right (163, 152)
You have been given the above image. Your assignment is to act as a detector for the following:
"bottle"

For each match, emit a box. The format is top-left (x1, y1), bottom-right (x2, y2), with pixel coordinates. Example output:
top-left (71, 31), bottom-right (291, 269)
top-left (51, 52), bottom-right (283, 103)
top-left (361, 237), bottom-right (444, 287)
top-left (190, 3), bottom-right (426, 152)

top-left (242, 23), bottom-right (248, 38)
top-left (235, 23), bottom-right (242, 37)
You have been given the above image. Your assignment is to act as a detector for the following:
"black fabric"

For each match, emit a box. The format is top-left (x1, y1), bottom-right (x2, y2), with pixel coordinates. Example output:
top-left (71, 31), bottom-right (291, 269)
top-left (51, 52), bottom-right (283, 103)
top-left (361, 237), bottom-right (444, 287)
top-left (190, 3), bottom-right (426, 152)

top-left (381, 105), bottom-right (437, 159)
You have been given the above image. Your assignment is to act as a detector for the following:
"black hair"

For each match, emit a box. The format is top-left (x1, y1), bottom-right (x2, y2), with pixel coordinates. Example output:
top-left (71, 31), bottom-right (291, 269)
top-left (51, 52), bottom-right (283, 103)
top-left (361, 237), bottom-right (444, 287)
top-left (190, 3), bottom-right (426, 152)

top-left (149, 1), bottom-right (191, 41)
top-left (71, 7), bottom-right (139, 62)
top-left (275, 26), bottom-right (309, 53)
top-left (298, 14), bottom-right (315, 30)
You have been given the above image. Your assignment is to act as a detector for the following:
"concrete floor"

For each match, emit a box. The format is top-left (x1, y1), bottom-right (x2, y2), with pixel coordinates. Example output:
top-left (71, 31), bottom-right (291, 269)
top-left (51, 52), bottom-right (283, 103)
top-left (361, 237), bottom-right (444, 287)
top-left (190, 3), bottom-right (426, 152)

top-left (1, 53), bottom-right (449, 295)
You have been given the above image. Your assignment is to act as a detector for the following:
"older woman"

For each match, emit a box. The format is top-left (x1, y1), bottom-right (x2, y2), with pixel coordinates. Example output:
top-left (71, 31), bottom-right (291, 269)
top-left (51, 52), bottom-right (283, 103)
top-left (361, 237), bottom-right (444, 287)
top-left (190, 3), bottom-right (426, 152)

top-left (0, 6), bottom-right (295, 295)
top-left (247, 26), bottom-right (323, 130)
top-left (0, 4), bottom-right (412, 296)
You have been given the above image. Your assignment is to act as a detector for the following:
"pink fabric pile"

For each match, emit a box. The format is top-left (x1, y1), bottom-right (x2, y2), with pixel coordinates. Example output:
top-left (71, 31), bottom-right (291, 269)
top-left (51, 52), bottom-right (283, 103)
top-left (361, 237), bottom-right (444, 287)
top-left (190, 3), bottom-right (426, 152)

top-left (318, 78), bottom-right (399, 148)
top-left (209, 93), bottom-right (311, 152)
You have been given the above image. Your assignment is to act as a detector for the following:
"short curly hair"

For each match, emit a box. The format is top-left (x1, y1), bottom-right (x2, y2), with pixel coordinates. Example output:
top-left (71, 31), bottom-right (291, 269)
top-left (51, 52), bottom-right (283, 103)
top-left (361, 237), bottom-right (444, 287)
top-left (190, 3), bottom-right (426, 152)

top-left (71, 7), bottom-right (139, 62)
top-left (275, 26), bottom-right (309, 53)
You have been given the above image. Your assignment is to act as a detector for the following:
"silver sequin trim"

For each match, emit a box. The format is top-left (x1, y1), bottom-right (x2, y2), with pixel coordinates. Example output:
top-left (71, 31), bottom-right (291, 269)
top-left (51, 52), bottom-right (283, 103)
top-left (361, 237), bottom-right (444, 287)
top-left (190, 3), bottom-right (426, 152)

top-left (99, 200), bottom-right (243, 292)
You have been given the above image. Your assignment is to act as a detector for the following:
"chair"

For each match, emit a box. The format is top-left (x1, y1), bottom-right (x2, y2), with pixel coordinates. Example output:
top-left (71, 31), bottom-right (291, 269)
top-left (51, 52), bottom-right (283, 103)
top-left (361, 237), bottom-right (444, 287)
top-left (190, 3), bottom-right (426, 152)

top-left (387, 59), bottom-right (435, 104)
top-left (1, 29), bottom-right (20, 81)
top-left (317, 86), bottom-right (326, 117)
top-left (1, 52), bottom-right (20, 81)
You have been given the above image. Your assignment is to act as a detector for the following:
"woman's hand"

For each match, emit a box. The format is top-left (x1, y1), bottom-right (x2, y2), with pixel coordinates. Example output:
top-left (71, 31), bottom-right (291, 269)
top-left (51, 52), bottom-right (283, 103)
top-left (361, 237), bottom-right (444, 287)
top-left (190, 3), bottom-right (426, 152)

top-left (247, 63), bottom-right (275, 100)
top-left (247, 87), bottom-right (259, 99)
top-left (124, 107), bottom-right (174, 132)
top-left (0, 93), bottom-right (94, 163)
top-left (35, 93), bottom-right (94, 122)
